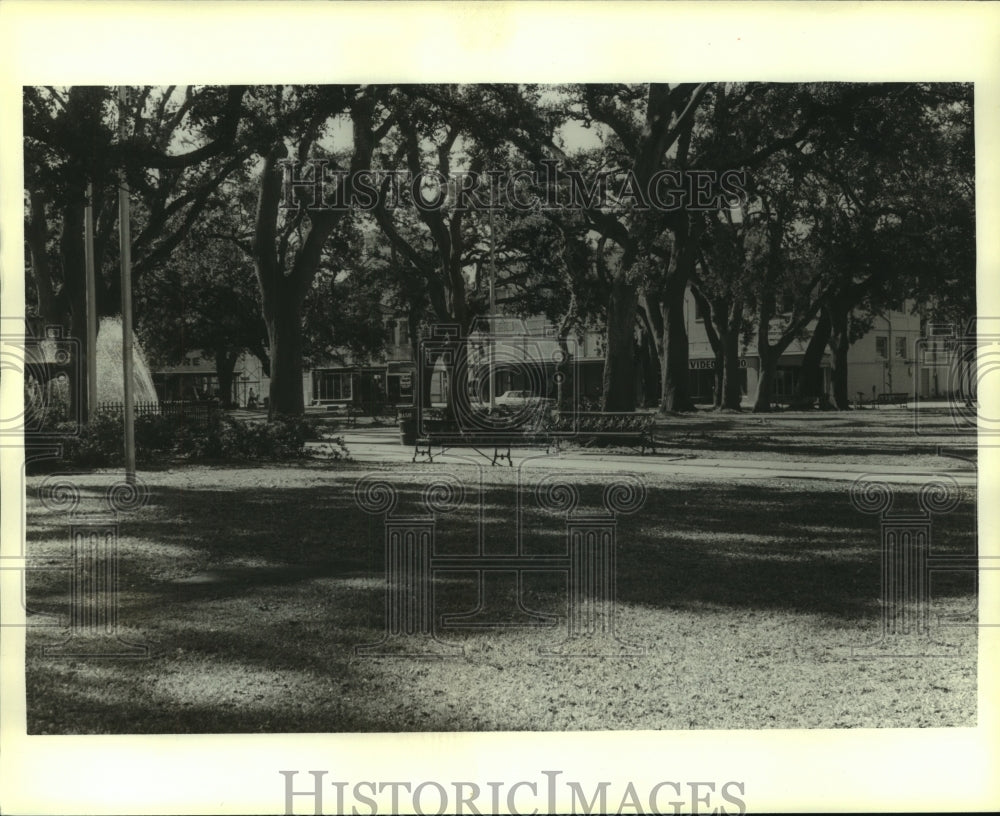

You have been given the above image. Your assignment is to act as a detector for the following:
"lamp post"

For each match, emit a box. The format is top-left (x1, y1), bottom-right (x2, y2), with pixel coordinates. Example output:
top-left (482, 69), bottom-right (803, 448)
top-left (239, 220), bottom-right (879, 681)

top-left (118, 86), bottom-right (136, 485)
top-left (488, 205), bottom-right (496, 413)
top-left (84, 182), bottom-right (97, 421)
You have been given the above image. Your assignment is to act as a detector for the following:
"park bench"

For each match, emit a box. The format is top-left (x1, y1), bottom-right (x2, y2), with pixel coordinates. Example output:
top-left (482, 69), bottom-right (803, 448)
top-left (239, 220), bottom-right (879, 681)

top-left (412, 410), bottom-right (657, 464)
top-left (324, 403), bottom-right (358, 426)
top-left (324, 402), bottom-right (396, 426)
top-left (546, 411), bottom-right (657, 454)
top-left (413, 421), bottom-right (530, 466)
top-left (875, 392), bottom-right (909, 407)
top-left (412, 410), bottom-right (553, 466)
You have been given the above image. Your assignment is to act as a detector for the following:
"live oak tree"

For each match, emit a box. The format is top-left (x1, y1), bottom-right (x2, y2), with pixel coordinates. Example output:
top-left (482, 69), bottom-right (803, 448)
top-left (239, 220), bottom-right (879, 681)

top-left (135, 186), bottom-right (269, 407)
top-left (556, 83), bottom-right (831, 412)
top-left (804, 83), bottom-right (975, 409)
top-left (690, 206), bottom-right (756, 410)
top-left (301, 214), bottom-right (397, 375)
top-left (674, 83), bottom-right (973, 412)
top-left (743, 160), bottom-right (829, 413)
top-left (433, 82), bottom-right (710, 412)
top-left (364, 85), bottom-right (557, 412)
top-left (728, 82), bottom-right (978, 410)
top-left (247, 85), bottom-right (394, 417)
top-left (556, 83), bottom-right (710, 412)
top-left (649, 82), bottom-right (847, 413)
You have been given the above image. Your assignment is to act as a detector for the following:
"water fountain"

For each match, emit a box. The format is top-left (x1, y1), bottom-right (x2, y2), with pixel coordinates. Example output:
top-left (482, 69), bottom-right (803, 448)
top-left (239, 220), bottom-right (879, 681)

top-left (95, 316), bottom-right (159, 405)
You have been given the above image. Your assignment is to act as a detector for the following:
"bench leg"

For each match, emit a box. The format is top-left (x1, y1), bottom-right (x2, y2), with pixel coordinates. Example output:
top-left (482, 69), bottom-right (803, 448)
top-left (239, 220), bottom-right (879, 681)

top-left (491, 446), bottom-right (512, 467)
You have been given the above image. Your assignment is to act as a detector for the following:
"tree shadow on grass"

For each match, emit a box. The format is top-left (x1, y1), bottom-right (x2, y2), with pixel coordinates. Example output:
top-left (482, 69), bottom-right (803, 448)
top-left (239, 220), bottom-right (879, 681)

top-left (656, 435), bottom-right (972, 460)
top-left (24, 470), bottom-right (978, 735)
top-left (26, 472), bottom-right (978, 623)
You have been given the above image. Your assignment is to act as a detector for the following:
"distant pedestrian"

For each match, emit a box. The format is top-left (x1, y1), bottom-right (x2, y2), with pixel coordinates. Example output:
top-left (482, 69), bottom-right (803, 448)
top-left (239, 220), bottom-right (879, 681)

top-left (247, 388), bottom-right (258, 409)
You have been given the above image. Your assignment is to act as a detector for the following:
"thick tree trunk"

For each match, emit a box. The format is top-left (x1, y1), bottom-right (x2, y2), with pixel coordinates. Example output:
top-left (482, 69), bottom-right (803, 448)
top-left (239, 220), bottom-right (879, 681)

top-left (828, 303), bottom-right (851, 410)
top-left (266, 293), bottom-right (305, 418)
top-left (254, 93), bottom-right (382, 422)
top-left (601, 276), bottom-right (639, 412)
top-left (60, 202), bottom-right (91, 421)
top-left (26, 191), bottom-right (68, 327)
top-left (691, 288), bottom-right (723, 409)
top-left (659, 279), bottom-right (694, 412)
top-left (793, 309), bottom-right (832, 408)
top-left (555, 336), bottom-right (572, 412)
top-left (214, 350), bottom-right (239, 408)
top-left (721, 326), bottom-right (743, 410)
top-left (639, 327), bottom-right (660, 408)
top-left (446, 338), bottom-right (474, 421)
top-left (752, 350), bottom-right (778, 413)
top-left (711, 358), bottom-right (723, 409)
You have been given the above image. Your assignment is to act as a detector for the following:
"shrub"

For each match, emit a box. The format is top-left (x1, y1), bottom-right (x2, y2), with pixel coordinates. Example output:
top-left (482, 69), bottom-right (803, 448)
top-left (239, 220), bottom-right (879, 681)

top-left (309, 435), bottom-right (349, 461)
top-left (30, 411), bottom-right (337, 472)
top-left (56, 413), bottom-right (123, 469)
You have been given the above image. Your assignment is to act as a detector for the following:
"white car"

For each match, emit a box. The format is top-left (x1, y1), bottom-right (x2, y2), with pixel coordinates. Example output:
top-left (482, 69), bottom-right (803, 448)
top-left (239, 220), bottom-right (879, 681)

top-left (494, 390), bottom-right (554, 410)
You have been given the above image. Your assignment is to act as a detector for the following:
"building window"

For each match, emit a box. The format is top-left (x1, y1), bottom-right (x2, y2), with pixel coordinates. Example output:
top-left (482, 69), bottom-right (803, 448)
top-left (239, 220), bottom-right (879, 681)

top-left (694, 296), bottom-right (706, 321)
top-left (875, 336), bottom-right (888, 358)
top-left (315, 371), bottom-right (353, 401)
top-left (896, 336), bottom-right (907, 359)
top-left (773, 366), bottom-right (801, 397)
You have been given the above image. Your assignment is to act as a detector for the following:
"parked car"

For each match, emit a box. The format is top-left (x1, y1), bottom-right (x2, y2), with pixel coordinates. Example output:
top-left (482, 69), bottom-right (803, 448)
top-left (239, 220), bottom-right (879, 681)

top-left (495, 390), bottom-right (555, 411)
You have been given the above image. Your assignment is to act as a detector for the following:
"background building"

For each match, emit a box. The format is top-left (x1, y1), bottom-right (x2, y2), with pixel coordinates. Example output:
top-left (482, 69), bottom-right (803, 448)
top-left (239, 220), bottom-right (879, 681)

top-left (149, 291), bottom-right (957, 411)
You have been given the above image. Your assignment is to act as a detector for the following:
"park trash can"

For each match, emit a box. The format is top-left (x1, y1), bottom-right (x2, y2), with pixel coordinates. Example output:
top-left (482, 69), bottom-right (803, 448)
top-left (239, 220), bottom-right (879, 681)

top-left (398, 406), bottom-right (417, 445)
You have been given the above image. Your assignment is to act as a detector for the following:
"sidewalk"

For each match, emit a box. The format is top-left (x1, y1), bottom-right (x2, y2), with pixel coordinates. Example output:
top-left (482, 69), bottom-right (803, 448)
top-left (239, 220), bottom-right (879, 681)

top-left (325, 427), bottom-right (977, 487)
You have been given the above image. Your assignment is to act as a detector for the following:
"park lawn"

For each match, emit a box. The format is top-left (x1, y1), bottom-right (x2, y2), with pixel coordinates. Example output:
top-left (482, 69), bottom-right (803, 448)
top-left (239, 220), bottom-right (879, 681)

top-left (23, 457), bottom-right (977, 733)
top-left (646, 404), bottom-right (976, 468)
top-left (330, 402), bottom-right (976, 469)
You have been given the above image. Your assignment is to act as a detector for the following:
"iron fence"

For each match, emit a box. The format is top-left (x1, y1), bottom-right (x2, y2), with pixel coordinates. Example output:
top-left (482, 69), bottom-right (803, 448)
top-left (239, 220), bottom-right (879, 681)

top-left (96, 400), bottom-right (219, 425)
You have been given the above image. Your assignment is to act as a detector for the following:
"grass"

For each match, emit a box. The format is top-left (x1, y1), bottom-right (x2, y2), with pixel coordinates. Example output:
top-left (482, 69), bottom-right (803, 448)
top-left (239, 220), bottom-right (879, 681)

top-left (645, 404), bottom-right (977, 467)
top-left (23, 419), bottom-right (978, 732)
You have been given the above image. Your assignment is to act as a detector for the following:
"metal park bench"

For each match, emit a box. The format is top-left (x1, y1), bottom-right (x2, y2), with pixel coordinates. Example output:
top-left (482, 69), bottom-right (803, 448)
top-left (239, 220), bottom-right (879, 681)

top-left (324, 403), bottom-right (357, 426)
top-left (412, 410), bottom-right (552, 467)
top-left (547, 411), bottom-right (657, 454)
top-left (412, 410), bottom-right (658, 465)
top-left (875, 392), bottom-right (909, 407)
top-left (324, 402), bottom-right (396, 426)
top-left (414, 416), bottom-right (558, 466)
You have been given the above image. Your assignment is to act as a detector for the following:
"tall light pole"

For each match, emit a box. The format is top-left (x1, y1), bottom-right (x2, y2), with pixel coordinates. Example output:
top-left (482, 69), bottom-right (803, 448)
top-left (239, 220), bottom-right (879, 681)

top-left (84, 182), bottom-right (97, 421)
top-left (118, 86), bottom-right (136, 485)
top-left (488, 201), bottom-right (497, 412)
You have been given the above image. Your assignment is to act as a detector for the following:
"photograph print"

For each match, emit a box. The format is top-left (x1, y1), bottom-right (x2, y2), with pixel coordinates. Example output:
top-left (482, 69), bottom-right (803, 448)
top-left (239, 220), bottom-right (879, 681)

top-left (19, 81), bottom-right (979, 740)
